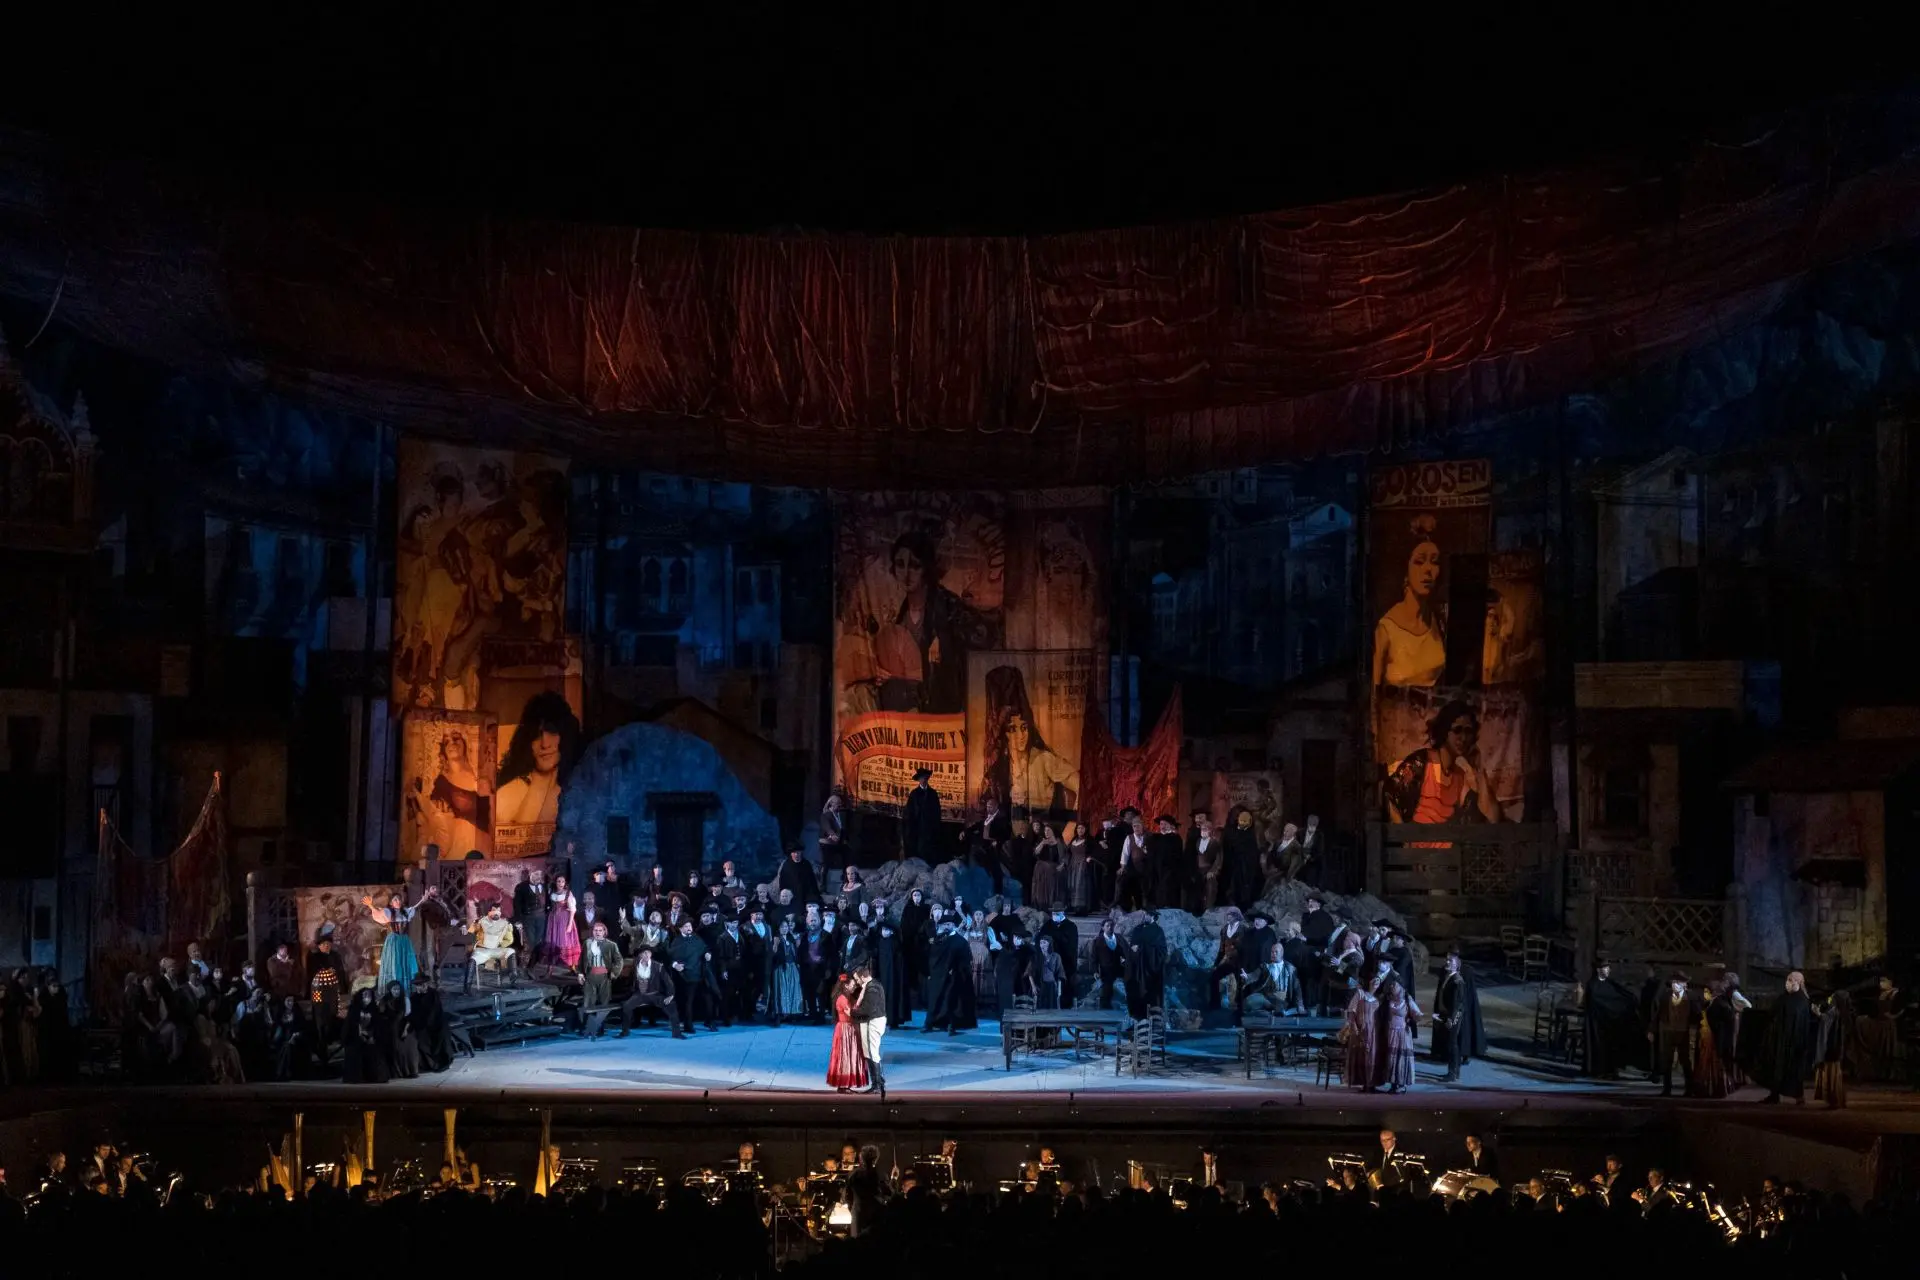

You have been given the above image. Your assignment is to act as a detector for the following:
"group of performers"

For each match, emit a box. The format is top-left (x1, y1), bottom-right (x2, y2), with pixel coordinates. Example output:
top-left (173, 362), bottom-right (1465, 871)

top-left (1577, 961), bottom-right (1908, 1102)
top-left (877, 767), bottom-right (1325, 916)
top-left (1335, 947), bottom-right (1485, 1092)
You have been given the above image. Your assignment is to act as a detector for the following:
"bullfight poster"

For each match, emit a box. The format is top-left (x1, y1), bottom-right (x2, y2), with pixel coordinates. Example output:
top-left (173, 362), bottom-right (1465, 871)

top-left (833, 490), bottom-right (1107, 820)
top-left (965, 650), bottom-right (1100, 832)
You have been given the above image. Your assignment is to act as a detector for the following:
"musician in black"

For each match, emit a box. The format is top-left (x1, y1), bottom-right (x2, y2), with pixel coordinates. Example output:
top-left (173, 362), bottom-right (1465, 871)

top-left (1370, 1129), bottom-right (1406, 1191)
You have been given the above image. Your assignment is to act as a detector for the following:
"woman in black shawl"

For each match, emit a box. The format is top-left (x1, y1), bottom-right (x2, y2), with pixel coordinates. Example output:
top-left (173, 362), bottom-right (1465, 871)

top-left (410, 974), bottom-right (456, 1072)
top-left (898, 889), bottom-right (931, 1017)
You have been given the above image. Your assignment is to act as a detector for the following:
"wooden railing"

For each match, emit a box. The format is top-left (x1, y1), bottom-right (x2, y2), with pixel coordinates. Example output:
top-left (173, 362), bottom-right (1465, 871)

top-left (1571, 887), bottom-right (1746, 977)
top-left (1366, 821), bottom-right (1563, 945)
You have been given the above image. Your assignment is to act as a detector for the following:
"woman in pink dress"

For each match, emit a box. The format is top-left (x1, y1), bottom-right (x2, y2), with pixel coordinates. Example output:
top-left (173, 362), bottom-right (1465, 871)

top-left (546, 875), bottom-right (581, 970)
top-left (1341, 968), bottom-right (1380, 1092)
top-left (826, 975), bottom-right (870, 1092)
top-left (1371, 974), bottom-right (1423, 1093)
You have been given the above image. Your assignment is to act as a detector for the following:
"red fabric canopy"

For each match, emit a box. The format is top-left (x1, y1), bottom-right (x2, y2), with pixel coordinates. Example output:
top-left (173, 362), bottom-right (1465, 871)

top-left (3, 88), bottom-right (1918, 486)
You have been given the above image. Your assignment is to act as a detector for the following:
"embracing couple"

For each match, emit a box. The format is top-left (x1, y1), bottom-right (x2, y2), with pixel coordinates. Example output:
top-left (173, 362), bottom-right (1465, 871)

top-left (826, 963), bottom-right (889, 1095)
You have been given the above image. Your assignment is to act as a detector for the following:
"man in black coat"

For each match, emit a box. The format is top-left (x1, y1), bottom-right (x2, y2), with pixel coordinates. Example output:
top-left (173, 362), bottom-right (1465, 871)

top-left (1430, 950), bottom-right (1486, 1082)
top-left (1127, 909), bottom-right (1168, 1017)
top-left (618, 945), bottom-right (683, 1038)
top-left (1145, 816), bottom-right (1185, 909)
top-left (1755, 969), bottom-right (1814, 1104)
top-left (1040, 909), bottom-right (1079, 1007)
top-left (1581, 958), bottom-right (1643, 1079)
top-left (667, 920), bottom-right (716, 1033)
top-left (777, 845), bottom-right (821, 906)
top-left (1647, 971), bottom-right (1696, 1096)
top-left (903, 767), bottom-right (944, 862)
top-left (514, 867), bottom-right (550, 965)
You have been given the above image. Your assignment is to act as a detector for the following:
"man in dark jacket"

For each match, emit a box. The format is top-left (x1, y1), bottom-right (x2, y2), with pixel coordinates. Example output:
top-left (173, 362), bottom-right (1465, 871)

top-left (667, 920), bottom-right (717, 1033)
top-left (1127, 909), bottom-right (1168, 1017)
top-left (852, 963), bottom-right (889, 1094)
top-left (904, 767), bottom-right (944, 862)
top-left (777, 845), bottom-right (821, 906)
top-left (617, 945), bottom-right (683, 1038)
top-left (1039, 909), bottom-right (1079, 1007)
top-left (1146, 816), bottom-right (1185, 909)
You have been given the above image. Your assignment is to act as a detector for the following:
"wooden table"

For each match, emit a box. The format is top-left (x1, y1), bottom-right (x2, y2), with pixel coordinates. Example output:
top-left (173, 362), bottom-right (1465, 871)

top-left (1000, 1009), bottom-right (1135, 1070)
top-left (1237, 1014), bottom-right (1345, 1078)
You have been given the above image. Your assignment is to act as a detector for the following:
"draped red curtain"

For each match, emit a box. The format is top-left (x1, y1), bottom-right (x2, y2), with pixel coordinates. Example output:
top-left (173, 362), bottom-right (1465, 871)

top-left (3, 87), bottom-right (1918, 485)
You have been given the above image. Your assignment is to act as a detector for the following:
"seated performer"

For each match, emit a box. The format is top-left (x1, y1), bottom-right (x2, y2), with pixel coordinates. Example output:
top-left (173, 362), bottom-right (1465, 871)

top-left (464, 903), bottom-right (519, 989)
top-left (618, 946), bottom-right (683, 1039)
top-left (1239, 942), bottom-right (1304, 1017)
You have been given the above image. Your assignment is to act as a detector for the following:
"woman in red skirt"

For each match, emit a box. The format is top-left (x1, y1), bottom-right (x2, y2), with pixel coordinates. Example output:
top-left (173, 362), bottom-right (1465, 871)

top-left (826, 974), bottom-right (870, 1092)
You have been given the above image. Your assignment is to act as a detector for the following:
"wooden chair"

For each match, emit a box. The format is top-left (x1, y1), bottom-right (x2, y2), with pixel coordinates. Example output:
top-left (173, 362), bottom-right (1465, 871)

top-left (1116, 1012), bottom-right (1167, 1077)
top-left (1010, 994), bottom-right (1042, 1052)
top-left (1501, 926), bottom-right (1526, 979)
top-left (1521, 934), bottom-right (1551, 983)
top-left (1530, 985), bottom-right (1557, 1055)
top-left (1314, 1039), bottom-right (1344, 1088)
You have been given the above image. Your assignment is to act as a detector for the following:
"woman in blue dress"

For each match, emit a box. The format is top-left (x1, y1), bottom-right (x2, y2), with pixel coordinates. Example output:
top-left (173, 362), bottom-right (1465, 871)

top-left (361, 885), bottom-right (439, 1008)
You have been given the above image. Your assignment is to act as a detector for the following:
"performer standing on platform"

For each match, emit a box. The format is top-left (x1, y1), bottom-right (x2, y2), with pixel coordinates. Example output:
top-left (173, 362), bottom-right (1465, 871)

top-left (1040, 908), bottom-right (1078, 1008)
top-left (903, 767), bottom-right (942, 864)
top-left (1093, 917), bottom-right (1126, 1010)
top-left (826, 975), bottom-right (870, 1092)
top-left (546, 875), bottom-right (581, 970)
top-left (765, 916), bottom-right (804, 1027)
top-left (361, 886), bottom-right (438, 1007)
top-left (1342, 970), bottom-right (1380, 1091)
top-left (1430, 950), bottom-right (1485, 1083)
top-left (1371, 972), bottom-right (1421, 1093)
top-left (1580, 958), bottom-right (1641, 1079)
top-left (852, 963), bottom-right (888, 1095)
top-left (1755, 970), bottom-right (1813, 1105)
top-left (1126, 909), bottom-right (1167, 1017)
top-left (514, 865), bottom-right (549, 967)
top-left (579, 922), bottom-right (622, 1035)
top-left (668, 919), bottom-right (717, 1034)
top-left (1648, 971), bottom-right (1696, 1096)
top-left (307, 929), bottom-right (345, 1058)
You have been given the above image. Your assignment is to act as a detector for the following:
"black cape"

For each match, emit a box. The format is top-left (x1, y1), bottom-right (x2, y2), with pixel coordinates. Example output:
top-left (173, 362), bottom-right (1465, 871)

top-left (1752, 989), bottom-right (1813, 1096)
top-left (1431, 968), bottom-right (1488, 1061)
top-left (1582, 974), bottom-right (1644, 1076)
top-left (923, 933), bottom-right (977, 1031)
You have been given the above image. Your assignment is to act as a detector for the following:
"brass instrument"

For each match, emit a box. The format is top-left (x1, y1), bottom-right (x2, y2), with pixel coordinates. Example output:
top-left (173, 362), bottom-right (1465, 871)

top-left (1431, 1170), bottom-right (1501, 1200)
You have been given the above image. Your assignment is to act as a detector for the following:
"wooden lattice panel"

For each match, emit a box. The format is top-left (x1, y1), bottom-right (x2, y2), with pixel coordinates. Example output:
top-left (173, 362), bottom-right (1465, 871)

top-left (1596, 896), bottom-right (1724, 964)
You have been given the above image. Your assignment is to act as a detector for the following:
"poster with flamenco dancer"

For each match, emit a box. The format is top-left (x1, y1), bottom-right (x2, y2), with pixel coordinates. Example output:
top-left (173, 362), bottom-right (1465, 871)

top-left (1368, 460), bottom-right (1543, 823)
top-left (399, 709), bottom-right (496, 860)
